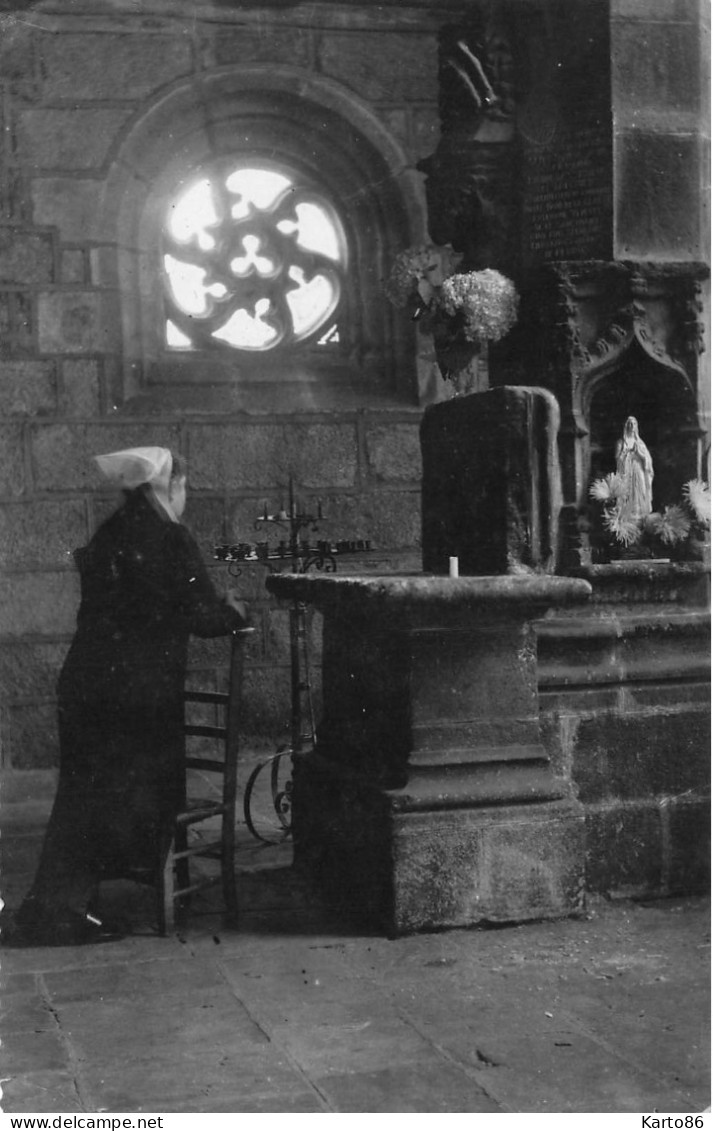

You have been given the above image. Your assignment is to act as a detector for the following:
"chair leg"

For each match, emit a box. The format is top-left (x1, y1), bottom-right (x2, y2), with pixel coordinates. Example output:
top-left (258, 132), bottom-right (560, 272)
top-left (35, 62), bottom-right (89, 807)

top-left (174, 826), bottom-right (190, 911)
top-left (221, 815), bottom-right (239, 927)
top-left (157, 829), bottom-right (177, 938)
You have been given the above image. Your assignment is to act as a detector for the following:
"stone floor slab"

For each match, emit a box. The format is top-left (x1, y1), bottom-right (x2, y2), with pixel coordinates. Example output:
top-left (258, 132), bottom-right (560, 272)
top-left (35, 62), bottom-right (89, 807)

top-left (81, 1045), bottom-right (315, 1112)
top-left (1, 1030), bottom-right (69, 1073)
top-left (0, 1071), bottom-right (85, 1114)
top-left (315, 1061), bottom-right (505, 1113)
top-left (58, 993), bottom-right (268, 1065)
top-left (0, 972), bottom-right (37, 995)
top-left (265, 1015), bottom-right (441, 1074)
top-left (133, 1091), bottom-right (328, 1113)
top-left (0, 994), bottom-right (56, 1033)
top-left (0, 934), bottom-right (186, 974)
top-left (469, 1065), bottom-right (698, 1114)
top-left (1, 848), bottom-right (708, 1117)
top-left (453, 1030), bottom-right (698, 1113)
top-left (44, 957), bottom-right (226, 1004)
top-left (556, 971), bottom-right (710, 1092)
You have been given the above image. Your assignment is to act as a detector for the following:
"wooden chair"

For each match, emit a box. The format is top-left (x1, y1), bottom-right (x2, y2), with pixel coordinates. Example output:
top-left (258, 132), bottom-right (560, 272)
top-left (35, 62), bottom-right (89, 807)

top-left (157, 627), bottom-right (254, 935)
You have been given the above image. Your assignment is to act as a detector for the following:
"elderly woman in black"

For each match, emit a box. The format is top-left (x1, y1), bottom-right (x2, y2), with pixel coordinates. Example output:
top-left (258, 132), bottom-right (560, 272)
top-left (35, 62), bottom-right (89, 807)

top-left (10, 447), bottom-right (248, 946)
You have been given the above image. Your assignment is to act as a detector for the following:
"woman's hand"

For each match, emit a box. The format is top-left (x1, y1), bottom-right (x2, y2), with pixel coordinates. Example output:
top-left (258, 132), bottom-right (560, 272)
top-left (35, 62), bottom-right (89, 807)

top-left (226, 591), bottom-right (249, 622)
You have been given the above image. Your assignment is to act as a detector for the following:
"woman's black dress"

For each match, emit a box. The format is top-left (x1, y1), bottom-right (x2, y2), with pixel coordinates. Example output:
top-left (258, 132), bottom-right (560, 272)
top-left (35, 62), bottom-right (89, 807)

top-left (20, 489), bottom-right (245, 923)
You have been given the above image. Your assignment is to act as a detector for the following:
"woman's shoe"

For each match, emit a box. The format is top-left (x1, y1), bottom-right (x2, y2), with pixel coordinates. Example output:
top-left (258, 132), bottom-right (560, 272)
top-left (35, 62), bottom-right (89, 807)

top-left (3, 909), bottom-right (127, 948)
top-left (63, 911), bottom-right (128, 945)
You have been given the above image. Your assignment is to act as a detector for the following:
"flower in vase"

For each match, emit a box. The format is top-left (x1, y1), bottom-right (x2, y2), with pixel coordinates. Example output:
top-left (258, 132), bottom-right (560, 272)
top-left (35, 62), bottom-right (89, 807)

top-left (385, 248), bottom-right (518, 342)
top-left (439, 269), bottom-right (519, 344)
top-left (385, 248), bottom-right (520, 389)
top-left (384, 244), bottom-right (462, 314)
top-left (644, 505), bottom-right (691, 545)
top-left (589, 473), bottom-right (624, 503)
top-left (588, 471), bottom-right (705, 562)
top-left (682, 479), bottom-right (711, 527)
top-left (603, 507), bottom-right (641, 546)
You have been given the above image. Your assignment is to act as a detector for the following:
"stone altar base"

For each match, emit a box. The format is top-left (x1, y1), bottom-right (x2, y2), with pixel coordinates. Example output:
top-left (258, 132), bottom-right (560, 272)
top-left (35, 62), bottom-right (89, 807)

top-left (266, 573), bottom-right (591, 935)
top-left (294, 766), bottom-right (586, 934)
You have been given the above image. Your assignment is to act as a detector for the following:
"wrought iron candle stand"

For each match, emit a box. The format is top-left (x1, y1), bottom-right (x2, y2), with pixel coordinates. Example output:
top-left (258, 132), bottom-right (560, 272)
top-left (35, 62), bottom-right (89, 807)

top-left (214, 477), bottom-right (370, 843)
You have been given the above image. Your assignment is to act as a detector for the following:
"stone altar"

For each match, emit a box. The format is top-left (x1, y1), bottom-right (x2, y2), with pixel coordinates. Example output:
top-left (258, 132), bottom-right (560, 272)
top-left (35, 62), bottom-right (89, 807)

top-left (266, 571), bottom-right (592, 934)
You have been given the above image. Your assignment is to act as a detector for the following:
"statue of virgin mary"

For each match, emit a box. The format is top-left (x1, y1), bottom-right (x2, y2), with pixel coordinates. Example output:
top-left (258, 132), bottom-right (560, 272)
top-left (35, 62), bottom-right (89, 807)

top-left (615, 416), bottom-right (654, 522)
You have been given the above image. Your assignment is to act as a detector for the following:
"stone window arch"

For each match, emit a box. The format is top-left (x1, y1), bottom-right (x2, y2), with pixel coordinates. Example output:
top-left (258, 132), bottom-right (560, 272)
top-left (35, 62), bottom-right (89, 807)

top-left (100, 67), bottom-right (424, 406)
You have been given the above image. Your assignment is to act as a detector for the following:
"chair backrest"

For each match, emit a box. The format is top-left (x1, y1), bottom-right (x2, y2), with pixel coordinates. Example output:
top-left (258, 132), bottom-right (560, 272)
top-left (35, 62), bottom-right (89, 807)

top-left (159, 629), bottom-right (255, 933)
top-left (183, 628), bottom-right (255, 802)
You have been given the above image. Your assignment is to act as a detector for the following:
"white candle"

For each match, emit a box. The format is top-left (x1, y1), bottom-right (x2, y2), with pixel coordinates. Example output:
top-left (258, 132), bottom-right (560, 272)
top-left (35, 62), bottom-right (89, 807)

top-left (449, 556), bottom-right (459, 578)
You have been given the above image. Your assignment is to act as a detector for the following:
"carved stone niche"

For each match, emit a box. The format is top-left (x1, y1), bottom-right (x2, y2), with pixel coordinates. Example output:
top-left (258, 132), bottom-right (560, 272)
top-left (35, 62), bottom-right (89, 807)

top-left (490, 261), bottom-right (710, 565)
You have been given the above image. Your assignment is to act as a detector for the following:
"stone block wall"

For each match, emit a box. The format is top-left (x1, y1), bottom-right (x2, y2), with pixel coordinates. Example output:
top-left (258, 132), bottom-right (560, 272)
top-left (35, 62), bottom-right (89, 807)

top-left (537, 606), bottom-right (710, 899)
top-left (0, 408), bottom-right (424, 765)
top-left (612, 0), bottom-right (710, 259)
top-left (0, 2), bottom-right (437, 770)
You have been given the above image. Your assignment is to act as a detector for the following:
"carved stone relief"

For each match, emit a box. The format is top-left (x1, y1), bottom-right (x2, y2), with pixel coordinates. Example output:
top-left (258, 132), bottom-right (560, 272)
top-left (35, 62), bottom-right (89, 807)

top-left (416, 16), bottom-right (516, 274)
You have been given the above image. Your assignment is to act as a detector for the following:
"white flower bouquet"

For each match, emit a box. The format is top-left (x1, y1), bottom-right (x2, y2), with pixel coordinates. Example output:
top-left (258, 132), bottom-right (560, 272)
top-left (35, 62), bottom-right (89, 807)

top-left (439, 269), bottom-right (519, 344)
top-left (587, 474), bottom-right (709, 559)
top-left (385, 245), bottom-right (519, 345)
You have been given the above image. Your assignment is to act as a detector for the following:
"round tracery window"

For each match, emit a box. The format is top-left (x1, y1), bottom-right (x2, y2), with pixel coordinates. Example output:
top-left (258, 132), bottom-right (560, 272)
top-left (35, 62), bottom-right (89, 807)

top-left (163, 164), bottom-right (347, 352)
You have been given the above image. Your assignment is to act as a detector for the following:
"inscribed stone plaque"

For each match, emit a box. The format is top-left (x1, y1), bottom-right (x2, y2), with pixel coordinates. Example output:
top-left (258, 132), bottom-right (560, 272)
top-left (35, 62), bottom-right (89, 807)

top-left (516, 0), bottom-right (613, 265)
top-left (521, 119), bottom-right (613, 264)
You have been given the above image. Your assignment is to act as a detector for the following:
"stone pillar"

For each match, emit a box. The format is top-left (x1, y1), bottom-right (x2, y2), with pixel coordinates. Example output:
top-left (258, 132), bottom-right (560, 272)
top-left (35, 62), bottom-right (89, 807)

top-left (611, 0), bottom-right (708, 262)
top-left (266, 573), bottom-right (591, 934)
